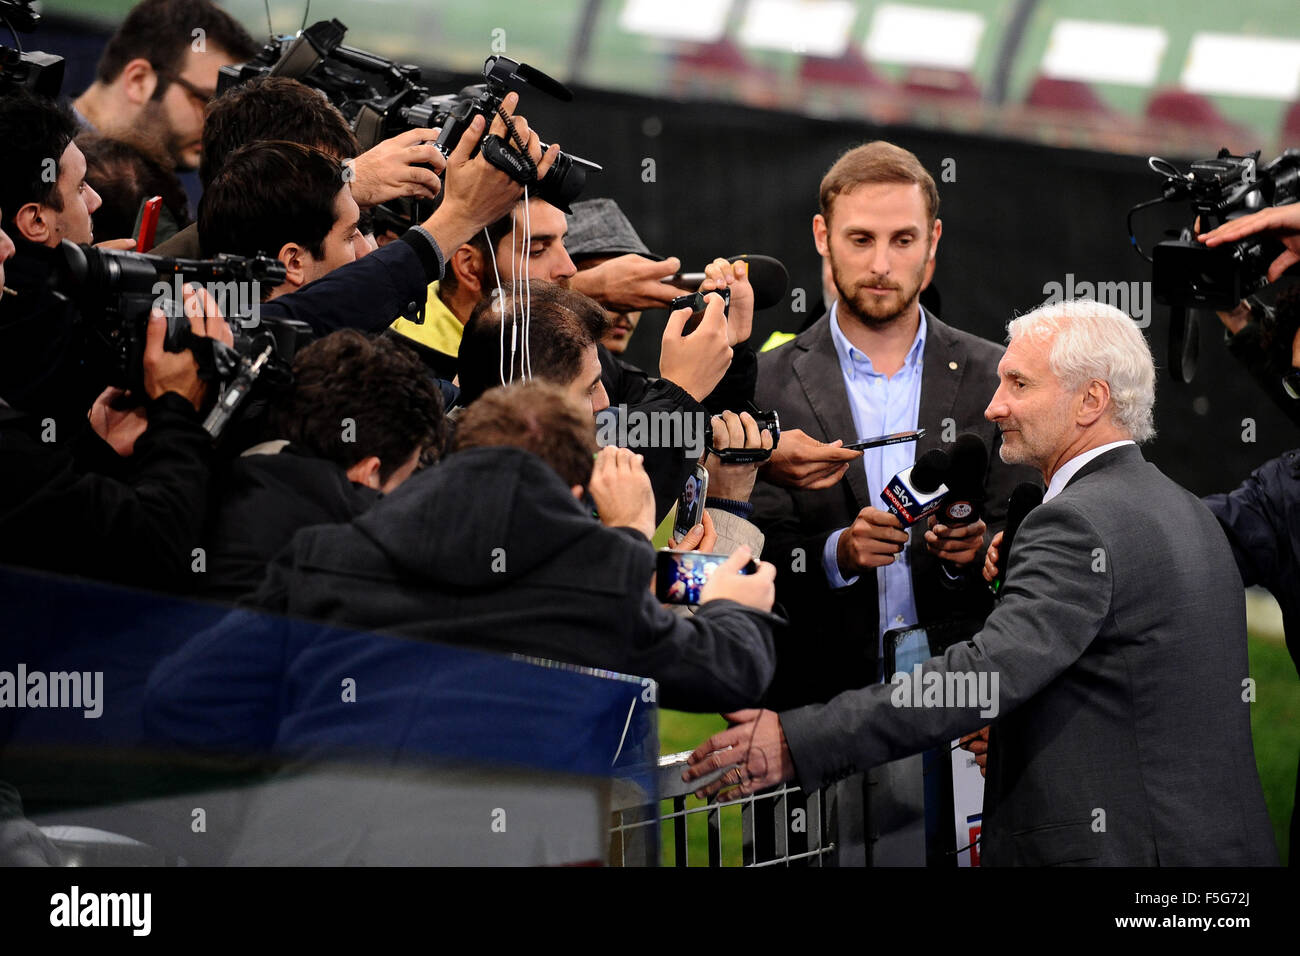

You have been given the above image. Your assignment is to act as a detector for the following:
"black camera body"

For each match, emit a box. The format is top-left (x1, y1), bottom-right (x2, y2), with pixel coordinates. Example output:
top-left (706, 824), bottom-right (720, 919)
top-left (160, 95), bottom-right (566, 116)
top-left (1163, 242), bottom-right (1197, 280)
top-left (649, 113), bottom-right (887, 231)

top-left (218, 19), bottom-right (598, 213)
top-left (51, 242), bottom-right (308, 439)
top-left (1149, 149), bottom-right (1300, 311)
top-left (0, 0), bottom-right (65, 97)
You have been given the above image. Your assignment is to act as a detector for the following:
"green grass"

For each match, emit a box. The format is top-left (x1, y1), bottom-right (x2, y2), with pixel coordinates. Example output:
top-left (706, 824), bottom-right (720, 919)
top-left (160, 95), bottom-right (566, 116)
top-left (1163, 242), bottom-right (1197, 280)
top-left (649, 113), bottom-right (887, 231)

top-left (658, 634), bottom-right (1298, 866)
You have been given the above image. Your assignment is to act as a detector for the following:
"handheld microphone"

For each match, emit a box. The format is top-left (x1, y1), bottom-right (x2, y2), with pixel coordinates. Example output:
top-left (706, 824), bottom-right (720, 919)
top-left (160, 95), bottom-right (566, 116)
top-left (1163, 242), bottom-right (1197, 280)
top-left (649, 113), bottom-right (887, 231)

top-left (880, 448), bottom-right (950, 527)
top-left (939, 433), bottom-right (988, 525)
top-left (989, 482), bottom-right (1044, 595)
top-left (666, 254), bottom-right (789, 311)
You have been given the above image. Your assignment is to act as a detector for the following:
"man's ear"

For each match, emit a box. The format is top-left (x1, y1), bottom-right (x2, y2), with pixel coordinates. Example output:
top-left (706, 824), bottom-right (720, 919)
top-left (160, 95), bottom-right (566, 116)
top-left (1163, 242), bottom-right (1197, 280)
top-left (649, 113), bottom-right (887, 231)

top-left (12, 201), bottom-right (48, 245)
top-left (929, 217), bottom-right (942, 261)
top-left (571, 485), bottom-right (585, 501)
top-left (277, 243), bottom-right (309, 289)
top-left (812, 214), bottom-right (829, 258)
top-left (119, 58), bottom-right (159, 106)
top-left (346, 456), bottom-right (384, 490)
top-left (1077, 379), bottom-right (1112, 428)
top-left (451, 245), bottom-right (483, 295)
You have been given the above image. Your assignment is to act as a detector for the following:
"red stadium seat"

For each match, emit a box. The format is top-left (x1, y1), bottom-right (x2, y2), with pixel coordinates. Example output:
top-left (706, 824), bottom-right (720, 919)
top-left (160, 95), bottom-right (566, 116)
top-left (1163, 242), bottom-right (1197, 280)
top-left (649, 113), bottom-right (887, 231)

top-left (900, 67), bottom-right (981, 101)
top-left (1025, 76), bottom-right (1112, 115)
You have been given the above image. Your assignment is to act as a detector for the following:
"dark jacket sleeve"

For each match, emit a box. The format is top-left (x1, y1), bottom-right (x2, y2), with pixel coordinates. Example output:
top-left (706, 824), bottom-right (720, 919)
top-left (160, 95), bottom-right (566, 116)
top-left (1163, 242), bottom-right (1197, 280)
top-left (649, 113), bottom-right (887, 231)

top-left (630, 592), bottom-right (780, 713)
top-left (780, 502), bottom-right (1110, 792)
top-left (1202, 451), bottom-right (1296, 590)
top-left (1226, 323), bottom-right (1300, 429)
top-left (598, 346), bottom-right (710, 523)
top-left (257, 230), bottom-right (442, 336)
top-left (702, 343), bottom-right (757, 415)
top-left (0, 393), bottom-right (212, 590)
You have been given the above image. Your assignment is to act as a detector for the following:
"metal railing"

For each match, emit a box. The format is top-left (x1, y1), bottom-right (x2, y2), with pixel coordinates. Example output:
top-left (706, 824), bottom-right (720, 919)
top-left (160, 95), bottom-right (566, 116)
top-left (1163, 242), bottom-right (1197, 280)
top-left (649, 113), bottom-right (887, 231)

top-left (609, 751), bottom-right (861, 866)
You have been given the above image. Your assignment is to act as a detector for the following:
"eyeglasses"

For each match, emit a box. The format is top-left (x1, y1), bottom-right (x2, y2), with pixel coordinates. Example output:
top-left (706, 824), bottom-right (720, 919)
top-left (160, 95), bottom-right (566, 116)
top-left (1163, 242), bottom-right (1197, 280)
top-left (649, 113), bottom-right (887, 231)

top-left (156, 69), bottom-right (216, 107)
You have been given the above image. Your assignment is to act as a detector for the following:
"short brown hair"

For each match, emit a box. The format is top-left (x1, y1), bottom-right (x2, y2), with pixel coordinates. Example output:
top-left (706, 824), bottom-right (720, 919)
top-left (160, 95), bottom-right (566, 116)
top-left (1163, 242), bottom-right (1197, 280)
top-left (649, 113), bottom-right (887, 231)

top-left (452, 381), bottom-right (597, 488)
top-left (201, 77), bottom-right (360, 189)
top-left (457, 280), bottom-right (607, 406)
top-left (272, 330), bottom-right (445, 482)
top-left (819, 141), bottom-right (939, 225)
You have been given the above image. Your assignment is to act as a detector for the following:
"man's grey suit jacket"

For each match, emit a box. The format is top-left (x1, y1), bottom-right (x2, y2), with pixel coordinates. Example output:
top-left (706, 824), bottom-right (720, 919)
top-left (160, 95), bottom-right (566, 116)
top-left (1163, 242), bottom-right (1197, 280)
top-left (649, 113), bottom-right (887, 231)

top-left (751, 310), bottom-right (1036, 708)
top-left (781, 444), bottom-right (1278, 865)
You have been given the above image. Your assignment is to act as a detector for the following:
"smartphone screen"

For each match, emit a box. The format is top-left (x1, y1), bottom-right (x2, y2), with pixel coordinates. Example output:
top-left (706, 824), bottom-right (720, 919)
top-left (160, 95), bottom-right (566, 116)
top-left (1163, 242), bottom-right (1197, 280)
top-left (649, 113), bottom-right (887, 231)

top-left (655, 550), bottom-right (755, 605)
top-left (844, 428), bottom-right (926, 451)
top-left (672, 464), bottom-right (708, 539)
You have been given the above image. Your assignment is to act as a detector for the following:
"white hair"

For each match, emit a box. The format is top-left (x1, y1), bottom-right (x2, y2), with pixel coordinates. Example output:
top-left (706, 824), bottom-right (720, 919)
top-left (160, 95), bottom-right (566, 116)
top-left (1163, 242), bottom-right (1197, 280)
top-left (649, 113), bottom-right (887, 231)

top-left (1007, 297), bottom-right (1156, 442)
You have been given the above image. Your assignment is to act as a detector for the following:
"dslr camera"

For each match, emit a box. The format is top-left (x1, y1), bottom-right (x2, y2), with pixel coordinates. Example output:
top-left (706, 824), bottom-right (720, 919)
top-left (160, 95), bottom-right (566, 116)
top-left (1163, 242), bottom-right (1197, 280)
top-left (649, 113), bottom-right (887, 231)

top-left (218, 19), bottom-right (598, 214)
top-left (52, 243), bottom-right (310, 440)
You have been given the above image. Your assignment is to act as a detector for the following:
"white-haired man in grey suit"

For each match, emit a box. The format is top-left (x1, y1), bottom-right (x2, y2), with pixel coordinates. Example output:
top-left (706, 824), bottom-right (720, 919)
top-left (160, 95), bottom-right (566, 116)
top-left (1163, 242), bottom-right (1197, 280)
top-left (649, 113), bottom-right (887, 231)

top-left (686, 297), bottom-right (1278, 866)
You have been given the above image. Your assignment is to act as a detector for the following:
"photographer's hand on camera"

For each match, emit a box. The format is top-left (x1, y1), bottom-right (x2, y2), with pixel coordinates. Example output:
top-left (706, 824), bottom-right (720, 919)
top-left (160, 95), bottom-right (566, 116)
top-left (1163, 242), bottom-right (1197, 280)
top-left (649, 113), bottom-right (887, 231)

top-left (1200, 204), bottom-right (1300, 284)
top-left (422, 92), bottom-right (559, 255)
top-left (349, 127), bottom-right (446, 206)
top-left (144, 285), bottom-right (234, 411)
top-left (705, 410), bottom-right (773, 502)
top-left (88, 386), bottom-right (148, 457)
top-left (659, 291), bottom-right (732, 402)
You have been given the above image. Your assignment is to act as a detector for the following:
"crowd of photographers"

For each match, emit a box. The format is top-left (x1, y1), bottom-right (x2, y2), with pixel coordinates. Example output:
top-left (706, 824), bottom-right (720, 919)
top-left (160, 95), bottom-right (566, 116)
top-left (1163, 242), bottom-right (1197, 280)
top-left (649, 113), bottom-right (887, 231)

top-left (1, 0), bottom-right (1298, 866)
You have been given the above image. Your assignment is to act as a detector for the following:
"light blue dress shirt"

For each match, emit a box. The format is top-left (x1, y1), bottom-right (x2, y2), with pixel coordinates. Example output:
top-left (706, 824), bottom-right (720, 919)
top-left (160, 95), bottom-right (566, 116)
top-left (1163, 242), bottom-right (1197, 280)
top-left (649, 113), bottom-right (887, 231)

top-left (819, 302), bottom-right (928, 661)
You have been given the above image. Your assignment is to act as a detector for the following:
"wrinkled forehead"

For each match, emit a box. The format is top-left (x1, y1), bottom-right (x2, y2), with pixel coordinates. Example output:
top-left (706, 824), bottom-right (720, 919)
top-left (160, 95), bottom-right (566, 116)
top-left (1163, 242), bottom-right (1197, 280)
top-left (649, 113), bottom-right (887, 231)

top-left (999, 327), bottom-right (1056, 378)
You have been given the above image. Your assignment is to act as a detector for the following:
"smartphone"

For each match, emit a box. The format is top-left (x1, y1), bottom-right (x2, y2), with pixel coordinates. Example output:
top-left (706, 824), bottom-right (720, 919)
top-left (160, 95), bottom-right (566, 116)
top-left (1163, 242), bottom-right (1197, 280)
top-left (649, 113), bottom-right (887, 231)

top-left (134, 195), bottom-right (163, 253)
top-left (672, 464), bottom-right (708, 540)
top-left (670, 288), bottom-right (729, 335)
top-left (844, 428), bottom-right (926, 451)
top-left (656, 549), bottom-right (757, 605)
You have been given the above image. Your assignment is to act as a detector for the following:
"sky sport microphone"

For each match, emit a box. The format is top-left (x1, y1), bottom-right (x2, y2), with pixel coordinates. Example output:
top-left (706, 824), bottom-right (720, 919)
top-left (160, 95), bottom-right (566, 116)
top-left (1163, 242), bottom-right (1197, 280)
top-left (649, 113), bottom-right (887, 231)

top-left (880, 448), bottom-right (950, 527)
top-left (939, 433), bottom-right (988, 525)
top-left (989, 482), bottom-right (1044, 595)
top-left (666, 254), bottom-right (789, 311)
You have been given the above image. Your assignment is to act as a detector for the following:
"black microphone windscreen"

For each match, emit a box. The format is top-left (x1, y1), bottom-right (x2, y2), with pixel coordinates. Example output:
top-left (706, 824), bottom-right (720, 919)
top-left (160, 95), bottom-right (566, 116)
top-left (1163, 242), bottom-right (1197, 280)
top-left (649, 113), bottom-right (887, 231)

top-left (911, 448), bottom-right (950, 493)
top-left (727, 254), bottom-right (789, 311)
top-left (993, 482), bottom-right (1045, 590)
top-left (948, 433), bottom-right (988, 497)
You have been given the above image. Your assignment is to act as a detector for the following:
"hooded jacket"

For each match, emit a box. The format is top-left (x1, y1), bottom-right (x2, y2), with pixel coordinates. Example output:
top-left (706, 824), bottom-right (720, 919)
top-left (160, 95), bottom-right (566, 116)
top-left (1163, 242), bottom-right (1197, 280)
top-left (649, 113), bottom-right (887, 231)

top-left (248, 446), bottom-right (779, 712)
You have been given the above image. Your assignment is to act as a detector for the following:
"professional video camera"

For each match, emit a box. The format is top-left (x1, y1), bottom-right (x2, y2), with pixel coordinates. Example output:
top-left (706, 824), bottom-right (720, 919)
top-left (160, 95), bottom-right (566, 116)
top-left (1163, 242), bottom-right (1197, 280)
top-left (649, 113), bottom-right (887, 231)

top-left (1130, 148), bottom-right (1300, 381)
top-left (52, 243), bottom-right (311, 440)
top-left (0, 0), bottom-right (65, 96)
top-left (218, 18), bottom-right (598, 214)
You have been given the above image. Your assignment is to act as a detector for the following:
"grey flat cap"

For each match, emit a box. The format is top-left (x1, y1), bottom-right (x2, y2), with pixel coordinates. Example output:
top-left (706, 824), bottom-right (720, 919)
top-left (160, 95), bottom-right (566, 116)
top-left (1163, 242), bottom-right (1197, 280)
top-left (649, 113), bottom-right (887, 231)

top-left (564, 198), bottom-right (664, 261)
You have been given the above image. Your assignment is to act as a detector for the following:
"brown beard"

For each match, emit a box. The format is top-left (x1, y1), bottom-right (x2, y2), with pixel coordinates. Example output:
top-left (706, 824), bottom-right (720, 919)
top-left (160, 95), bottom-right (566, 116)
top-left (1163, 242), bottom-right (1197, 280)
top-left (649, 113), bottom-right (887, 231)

top-left (829, 245), bottom-right (929, 330)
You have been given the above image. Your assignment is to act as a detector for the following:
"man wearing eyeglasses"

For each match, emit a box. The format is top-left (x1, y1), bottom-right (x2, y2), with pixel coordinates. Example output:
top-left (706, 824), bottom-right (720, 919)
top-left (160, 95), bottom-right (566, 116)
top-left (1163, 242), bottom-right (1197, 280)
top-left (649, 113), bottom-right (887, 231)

top-left (72, 0), bottom-right (259, 173)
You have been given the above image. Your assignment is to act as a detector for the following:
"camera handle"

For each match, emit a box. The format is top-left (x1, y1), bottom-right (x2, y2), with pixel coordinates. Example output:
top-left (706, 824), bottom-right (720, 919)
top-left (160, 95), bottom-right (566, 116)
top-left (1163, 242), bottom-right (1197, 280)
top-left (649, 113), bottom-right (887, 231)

top-left (1167, 305), bottom-right (1200, 384)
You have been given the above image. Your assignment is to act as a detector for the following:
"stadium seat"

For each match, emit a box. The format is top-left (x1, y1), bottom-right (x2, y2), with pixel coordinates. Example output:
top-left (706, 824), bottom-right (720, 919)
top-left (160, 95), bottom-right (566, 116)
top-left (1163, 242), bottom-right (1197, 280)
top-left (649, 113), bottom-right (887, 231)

top-left (900, 67), bottom-right (981, 101)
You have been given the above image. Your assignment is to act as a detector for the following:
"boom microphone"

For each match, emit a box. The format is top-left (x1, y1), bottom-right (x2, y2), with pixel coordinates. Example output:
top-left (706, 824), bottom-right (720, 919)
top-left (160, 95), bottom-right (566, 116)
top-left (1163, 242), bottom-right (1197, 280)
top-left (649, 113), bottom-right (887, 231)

top-left (666, 254), bottom-right (789, 311)
top-left (989, 482), bottom-right (1044, 595)
top-left (880, 448), bottom-right (950, 527)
